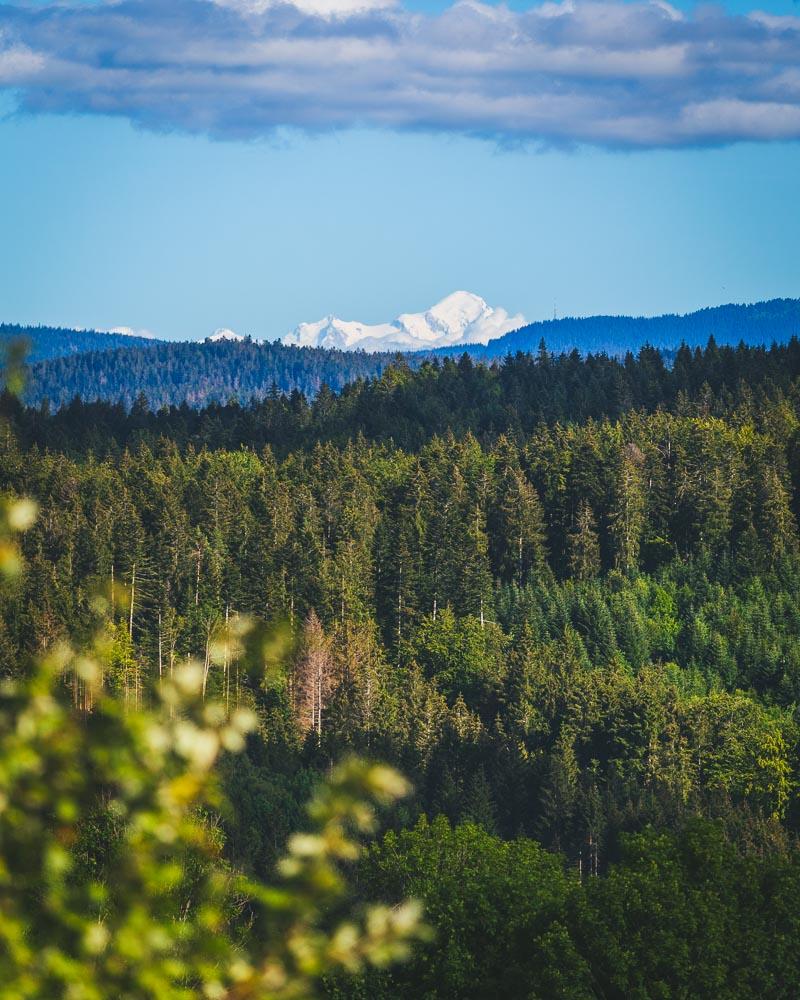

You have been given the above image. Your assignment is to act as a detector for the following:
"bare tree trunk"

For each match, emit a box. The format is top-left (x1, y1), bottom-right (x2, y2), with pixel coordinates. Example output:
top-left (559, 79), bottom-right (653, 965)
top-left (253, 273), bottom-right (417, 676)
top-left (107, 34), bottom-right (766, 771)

top-left (397, 563), bottom-right (403, 642)
top-left (202, 630), bottom-right (211, 700)
top-left (224, 605), bottom-right (230, 714)
top-left (365, 670), bottom-right (373, 745)
top-left (128, 562), bottom-right (136, 640)
top-left (157, 608), bottom-right (163, 694)
top-left (317, 662), bottom-right (323, 744)
top-left (168, 634), bottom-right (177, 718)
top-left (195, 545), bottom-right (201, 607)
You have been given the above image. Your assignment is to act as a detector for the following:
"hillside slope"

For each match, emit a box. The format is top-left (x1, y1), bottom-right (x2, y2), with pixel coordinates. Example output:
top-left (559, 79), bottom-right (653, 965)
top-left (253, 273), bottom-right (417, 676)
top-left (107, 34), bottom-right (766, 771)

top-left (1, 323), bottom-right (159, 363)
top-left (442, 298), bottom-right (800, 359)
top-left (23, 338), bottom-right (404, 409)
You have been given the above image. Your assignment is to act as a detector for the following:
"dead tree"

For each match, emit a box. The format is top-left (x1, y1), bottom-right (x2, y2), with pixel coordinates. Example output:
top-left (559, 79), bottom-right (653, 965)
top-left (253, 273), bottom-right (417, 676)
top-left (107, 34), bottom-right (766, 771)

top-left (292, 610), bottom-right (335, 743)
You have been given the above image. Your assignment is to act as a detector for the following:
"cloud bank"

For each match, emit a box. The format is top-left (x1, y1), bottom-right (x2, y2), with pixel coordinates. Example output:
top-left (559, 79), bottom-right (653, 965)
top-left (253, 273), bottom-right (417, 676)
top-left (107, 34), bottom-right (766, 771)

top-left (1, 0), bottom-right (799, 148)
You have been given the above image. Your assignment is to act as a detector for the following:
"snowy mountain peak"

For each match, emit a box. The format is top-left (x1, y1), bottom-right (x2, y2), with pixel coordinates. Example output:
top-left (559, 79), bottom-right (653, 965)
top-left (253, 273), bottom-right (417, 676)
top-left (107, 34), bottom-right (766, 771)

top-left (418, 290), bottom-right (489, 329)
top-left (207, 328), bottom-right (245, 343)
top-left (283, 292), bottom-right (524, 353)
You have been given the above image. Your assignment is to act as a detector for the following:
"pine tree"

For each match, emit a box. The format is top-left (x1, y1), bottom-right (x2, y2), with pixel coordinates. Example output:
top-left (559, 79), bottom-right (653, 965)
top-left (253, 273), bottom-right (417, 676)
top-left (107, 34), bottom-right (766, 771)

top-left (568, 501), bottom-right (601, 581)
top-left (609, 441), bottom-right (646, 573)
top-left (490, 465), bottom-right (548, 586)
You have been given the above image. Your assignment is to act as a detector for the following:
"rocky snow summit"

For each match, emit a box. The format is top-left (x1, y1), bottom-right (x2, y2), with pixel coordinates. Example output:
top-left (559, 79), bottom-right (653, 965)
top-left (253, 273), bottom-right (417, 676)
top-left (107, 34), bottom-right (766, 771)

top-left (282, 292), bottom-right (524, 352)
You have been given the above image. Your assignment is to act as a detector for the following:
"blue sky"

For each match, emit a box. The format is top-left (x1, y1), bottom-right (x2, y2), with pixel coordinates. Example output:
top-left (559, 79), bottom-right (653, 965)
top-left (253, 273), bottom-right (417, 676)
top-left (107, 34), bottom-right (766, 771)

top-left (1, 0), bottom-right (799, 339)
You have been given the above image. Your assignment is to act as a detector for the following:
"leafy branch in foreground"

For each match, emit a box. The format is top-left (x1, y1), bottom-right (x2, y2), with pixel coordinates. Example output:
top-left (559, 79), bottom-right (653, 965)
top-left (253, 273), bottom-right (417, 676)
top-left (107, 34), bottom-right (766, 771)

top-left (0, 500), bottom-right (426, 1000)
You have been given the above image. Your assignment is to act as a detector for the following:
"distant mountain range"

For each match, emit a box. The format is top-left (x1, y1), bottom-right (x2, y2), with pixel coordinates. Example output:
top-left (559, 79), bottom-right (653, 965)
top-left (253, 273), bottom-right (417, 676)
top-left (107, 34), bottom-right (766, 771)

top-left (4, 297), bottom-right (800, 410)
top-left (282, 291), bottom-right (525, 352)
top-left (456, 298), bottom-right (800, 360)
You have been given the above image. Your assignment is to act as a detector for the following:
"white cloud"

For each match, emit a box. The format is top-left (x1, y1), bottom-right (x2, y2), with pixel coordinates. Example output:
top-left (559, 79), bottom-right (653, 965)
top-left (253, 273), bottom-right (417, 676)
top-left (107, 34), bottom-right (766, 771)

top-left (0, 39), bottom-right (43, 83)
top-left (214, 0), bottom-right (397, 17)
top-left (0, 0), bottom-right (799, 148)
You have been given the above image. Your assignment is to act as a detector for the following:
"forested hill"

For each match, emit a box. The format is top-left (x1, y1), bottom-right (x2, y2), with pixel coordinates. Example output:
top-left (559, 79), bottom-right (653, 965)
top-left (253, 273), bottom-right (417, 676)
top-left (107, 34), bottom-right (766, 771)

top-left (7, 325), bottom-right (800, 995)
top-left (7, 337), bottom-right (800, 456)
top-left (0, 322), bottom-right (160, 363)
top-left (23, 338), bottom-right (402, 409)
top-left (449, 297), bottom-right (800, 360)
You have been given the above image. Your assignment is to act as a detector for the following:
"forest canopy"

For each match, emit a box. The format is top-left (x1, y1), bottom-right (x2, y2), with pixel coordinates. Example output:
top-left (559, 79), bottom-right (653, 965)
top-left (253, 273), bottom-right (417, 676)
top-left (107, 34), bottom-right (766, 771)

top-left (3, 335), bottom-right (800, 996)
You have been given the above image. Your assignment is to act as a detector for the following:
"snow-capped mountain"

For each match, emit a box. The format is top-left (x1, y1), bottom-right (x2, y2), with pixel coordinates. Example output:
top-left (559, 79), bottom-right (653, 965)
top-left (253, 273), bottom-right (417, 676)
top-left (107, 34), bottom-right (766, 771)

top-left (207, 327), bottom-right (245, 342)
top-left (282, 292), bottom-right (525, 353)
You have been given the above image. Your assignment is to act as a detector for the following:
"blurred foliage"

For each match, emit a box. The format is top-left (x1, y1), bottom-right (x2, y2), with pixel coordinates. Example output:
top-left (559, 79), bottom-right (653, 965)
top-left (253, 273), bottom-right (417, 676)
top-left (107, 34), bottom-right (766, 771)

top-left (0, 501), bottom-right (425, 999)
top-left (0, 495), bottom-right (37, 581)
top-left (0, 338), bottom-right (29, 399)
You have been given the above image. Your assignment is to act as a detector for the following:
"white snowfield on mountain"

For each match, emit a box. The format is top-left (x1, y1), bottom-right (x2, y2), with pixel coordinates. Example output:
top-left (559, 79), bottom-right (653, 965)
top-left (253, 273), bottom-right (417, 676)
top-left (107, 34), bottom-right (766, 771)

top-left (208, 328), bottom-right (246, 342)
top-left (282, 292), bottom-right (525, 353)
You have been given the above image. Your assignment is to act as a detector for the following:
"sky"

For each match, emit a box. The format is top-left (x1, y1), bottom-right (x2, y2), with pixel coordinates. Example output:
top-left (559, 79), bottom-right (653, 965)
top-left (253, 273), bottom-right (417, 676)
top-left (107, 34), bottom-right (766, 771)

top-left (0, 0), bottom-right (799, 340)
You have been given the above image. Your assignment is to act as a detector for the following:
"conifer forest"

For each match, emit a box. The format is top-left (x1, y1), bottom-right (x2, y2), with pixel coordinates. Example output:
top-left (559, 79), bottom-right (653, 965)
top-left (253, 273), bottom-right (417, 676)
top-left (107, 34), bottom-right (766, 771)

top-left (4, 337), bottom-right (800, 996)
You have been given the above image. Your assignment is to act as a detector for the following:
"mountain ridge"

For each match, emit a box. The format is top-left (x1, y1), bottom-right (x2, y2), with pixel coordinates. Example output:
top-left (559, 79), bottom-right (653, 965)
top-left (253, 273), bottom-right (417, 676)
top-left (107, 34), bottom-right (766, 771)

top-left (0, 323), bottom-right (163, 364)
top-left (440, 298), bottom-right (800, 360)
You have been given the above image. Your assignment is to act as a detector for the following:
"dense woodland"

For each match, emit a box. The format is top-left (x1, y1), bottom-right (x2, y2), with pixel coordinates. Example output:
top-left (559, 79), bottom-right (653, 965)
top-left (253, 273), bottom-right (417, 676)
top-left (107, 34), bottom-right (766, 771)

top-left (5, 337), bottom-right (800, 995)
top-left (9, 336), bottom-right (800, 455)
top-left (0, 323), bottom-right (158, 363)
top-left (24, 339), bottom-right (399, 409)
